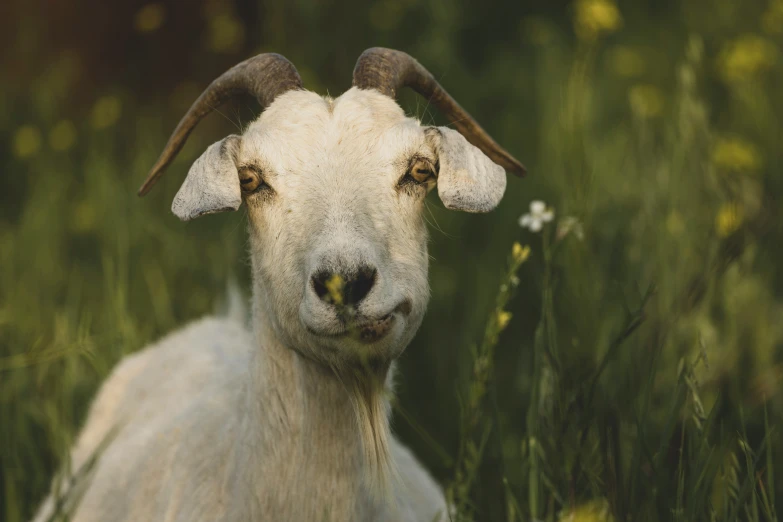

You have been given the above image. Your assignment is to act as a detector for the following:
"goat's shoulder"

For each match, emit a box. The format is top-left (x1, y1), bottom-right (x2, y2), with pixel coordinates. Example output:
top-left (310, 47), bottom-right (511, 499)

top-left (115, 315), bottom-right (253, 395)
top-left (33, 317), bottom-right (254, 522)
top-left (389, 438), bottom-right (449, 521)
top-left (111, 315), bottom-right (254, 439)
top-left (71, 316), bottom-right (253, 466)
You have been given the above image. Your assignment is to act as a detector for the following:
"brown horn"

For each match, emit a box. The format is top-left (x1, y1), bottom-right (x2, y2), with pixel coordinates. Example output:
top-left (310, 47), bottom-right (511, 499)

top-left (138, 53), bottom-right (303, 196)
top-left (352, 47), bottom-right (525, 176)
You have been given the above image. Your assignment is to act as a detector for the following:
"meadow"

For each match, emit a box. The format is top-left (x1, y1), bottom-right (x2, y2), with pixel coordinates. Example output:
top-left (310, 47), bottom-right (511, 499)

top-left (1, 0), bottom-right (782, 520)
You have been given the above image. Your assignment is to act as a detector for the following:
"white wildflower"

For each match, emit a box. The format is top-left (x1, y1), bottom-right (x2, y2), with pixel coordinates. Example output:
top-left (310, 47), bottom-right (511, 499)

top-left (519, 200), bottom-right (555, 232)
top-left (556, 216), bottom-right (585, 241)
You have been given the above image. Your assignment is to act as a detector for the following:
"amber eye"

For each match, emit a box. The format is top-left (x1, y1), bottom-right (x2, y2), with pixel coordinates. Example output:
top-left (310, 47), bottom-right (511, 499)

top-left (403, 157), bottom-right (437, 186)
top-left (238, 166), bottom-right (264, 193)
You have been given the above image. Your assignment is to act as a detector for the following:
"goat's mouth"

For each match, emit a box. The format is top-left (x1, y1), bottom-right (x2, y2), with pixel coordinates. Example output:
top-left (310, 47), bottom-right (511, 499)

top-left (304, 299), bottom-right (412, 344)
top-left (355, 313), bottom-right (395, 344)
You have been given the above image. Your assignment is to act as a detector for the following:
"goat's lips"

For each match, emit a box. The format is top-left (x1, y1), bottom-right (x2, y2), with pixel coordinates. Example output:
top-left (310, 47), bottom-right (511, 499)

top-left (303, 313), bottom-right (396, 341)
top-left (357, 314), bottom-right (395, 344)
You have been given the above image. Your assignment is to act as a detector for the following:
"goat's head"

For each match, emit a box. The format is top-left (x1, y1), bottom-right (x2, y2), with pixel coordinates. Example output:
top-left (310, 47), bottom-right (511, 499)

top-left (139, 49), bottom-right (525, 374)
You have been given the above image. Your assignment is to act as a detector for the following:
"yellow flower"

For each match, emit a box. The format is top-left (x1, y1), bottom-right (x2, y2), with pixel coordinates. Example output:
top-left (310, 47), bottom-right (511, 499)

top-left (134, 3), bottom-right (166, 33)
top-left (559, 498), bottom-right (614, 522)
top-left (628, 84), bottom-right (664, 118)
top-left (573, 0), bottom-right (623, 41)
top-left (49, 120), bottom-right (77, 151)
top-left (324, 274), bottom-right (345, 306)
top-left (12, 125), bottom-right (41, 158)
top-left (496, 311), bottom-right (512, 331)
top-left (717, 35), bottom-right (778, 84)
top-left (90, 96), bottom-right (123, 130)
top-left (511, 242), bottom-right (531, 264)
top-left (716, 203), bottom-right (743, 237)
top-left (712, 137), bottom-right (762, 173)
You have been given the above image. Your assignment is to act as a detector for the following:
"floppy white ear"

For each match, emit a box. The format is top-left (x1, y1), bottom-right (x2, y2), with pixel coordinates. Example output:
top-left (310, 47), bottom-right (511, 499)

top-left (171, 135), bottom-right (243, 221)
top-left (429, 127), bottom-right (507, 213)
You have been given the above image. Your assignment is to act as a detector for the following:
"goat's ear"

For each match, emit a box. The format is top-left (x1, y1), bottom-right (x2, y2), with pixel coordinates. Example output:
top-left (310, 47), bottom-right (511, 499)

top-left (427, 127), bottom-right (507, 213)
top-left (171, 135), bottom-right (243, 221)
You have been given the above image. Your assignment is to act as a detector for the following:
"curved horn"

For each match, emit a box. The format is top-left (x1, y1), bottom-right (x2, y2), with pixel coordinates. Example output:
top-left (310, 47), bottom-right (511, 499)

top-left (138, 53), bottom-right (302, 196)
top-left (353, 47), bottom-right (525, 176)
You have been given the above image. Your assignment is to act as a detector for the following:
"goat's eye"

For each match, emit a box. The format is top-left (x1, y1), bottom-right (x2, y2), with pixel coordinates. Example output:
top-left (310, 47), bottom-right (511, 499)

top-left (400, 157), bottom-right (436, 189)
top-left (238, 166), bottom-right (267, 194)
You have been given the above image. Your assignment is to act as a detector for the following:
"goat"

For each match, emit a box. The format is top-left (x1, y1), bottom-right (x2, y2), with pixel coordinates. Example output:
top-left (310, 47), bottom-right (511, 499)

top-left (32, 48), bottom-right (525, 522)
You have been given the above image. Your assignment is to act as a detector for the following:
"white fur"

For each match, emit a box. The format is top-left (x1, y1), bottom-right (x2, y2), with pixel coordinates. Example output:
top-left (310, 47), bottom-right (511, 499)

top-left (172, 135), bottom-right (243, 220)
top-left (432, 127), bottom-right (507, 213)
top-left (33, 87), bottom-right (508, 521)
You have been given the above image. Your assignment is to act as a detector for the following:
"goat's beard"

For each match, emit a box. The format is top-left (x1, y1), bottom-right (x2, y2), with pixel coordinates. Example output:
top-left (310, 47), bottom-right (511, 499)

top-left (333, 361), bottom-right (396, 501)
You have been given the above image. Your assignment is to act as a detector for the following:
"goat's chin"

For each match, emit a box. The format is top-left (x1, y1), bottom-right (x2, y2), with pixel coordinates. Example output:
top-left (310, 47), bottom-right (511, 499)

top-left (291, 303), bottom-right (421, 371)
top-left (296, 319), bottom-right (408, 374)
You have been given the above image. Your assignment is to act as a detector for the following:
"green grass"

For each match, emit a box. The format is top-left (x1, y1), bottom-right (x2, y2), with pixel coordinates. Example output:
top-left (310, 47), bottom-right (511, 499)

top-left (2, 1), bottom-right (783, 520)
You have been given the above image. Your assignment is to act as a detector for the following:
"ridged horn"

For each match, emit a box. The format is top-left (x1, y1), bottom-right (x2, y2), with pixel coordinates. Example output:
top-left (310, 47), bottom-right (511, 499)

top-left (138, 53), bottom-right (302, 196)
top-left (353, 47), bottom-right (525, 176)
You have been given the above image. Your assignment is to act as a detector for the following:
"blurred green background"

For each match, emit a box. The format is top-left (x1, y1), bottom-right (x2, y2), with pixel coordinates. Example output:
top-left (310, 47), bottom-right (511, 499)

top-left (2, 0), bottom-right (782, 520)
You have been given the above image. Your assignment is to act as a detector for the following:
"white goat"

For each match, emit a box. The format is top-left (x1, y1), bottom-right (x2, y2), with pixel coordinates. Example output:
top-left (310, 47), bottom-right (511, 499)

top-left (32, 48), bottom-right (525, 522)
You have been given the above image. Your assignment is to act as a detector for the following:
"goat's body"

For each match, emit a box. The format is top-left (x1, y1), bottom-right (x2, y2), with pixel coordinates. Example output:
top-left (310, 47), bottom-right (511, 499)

top-left (33, 317), bottom-right (446, 522)
top-left (31, 52), bottom-right (516, 520)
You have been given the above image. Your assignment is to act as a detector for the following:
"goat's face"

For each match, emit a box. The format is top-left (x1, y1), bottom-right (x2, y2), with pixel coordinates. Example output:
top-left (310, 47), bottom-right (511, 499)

top-left (170, 88), bottom-right (507, 370)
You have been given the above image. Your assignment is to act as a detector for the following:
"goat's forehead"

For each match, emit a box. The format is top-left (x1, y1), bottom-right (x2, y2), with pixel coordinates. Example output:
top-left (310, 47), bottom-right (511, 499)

top-left (247, 88), bottom-right (415, 143)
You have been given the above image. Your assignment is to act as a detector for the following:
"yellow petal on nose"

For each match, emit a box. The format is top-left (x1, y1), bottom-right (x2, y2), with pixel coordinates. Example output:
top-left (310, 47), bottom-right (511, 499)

top-left (324, 274), bottom-right (345, 306)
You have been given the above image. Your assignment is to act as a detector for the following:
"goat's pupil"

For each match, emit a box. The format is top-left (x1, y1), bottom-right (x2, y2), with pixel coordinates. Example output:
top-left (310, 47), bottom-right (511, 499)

top-left (411, 165), bottom-right (433, 182)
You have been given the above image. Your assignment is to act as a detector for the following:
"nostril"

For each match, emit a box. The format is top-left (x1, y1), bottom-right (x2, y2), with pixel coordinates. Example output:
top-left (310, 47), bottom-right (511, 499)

top-left (347, 266), bottom-right (377, 306)
top-left (310, 267), bottom-right (377, 307)
top-left (311, 272), bottom-right (330, 302)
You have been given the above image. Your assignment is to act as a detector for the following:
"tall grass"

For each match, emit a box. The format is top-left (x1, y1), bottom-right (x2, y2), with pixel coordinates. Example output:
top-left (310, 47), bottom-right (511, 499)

top-left (441, 22), bottom-right (783, 522)
top-left (2, 1), bottom-right (783, 520)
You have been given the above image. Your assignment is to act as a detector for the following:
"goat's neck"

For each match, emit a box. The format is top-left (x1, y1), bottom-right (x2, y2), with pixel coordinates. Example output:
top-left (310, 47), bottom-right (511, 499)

top-left (233, 302), bottom-right (378, 520)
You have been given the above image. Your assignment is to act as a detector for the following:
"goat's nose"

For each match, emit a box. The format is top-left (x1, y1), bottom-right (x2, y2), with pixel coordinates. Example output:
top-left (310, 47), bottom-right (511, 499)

top-left (311, 266), bottom-right (377, 307)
